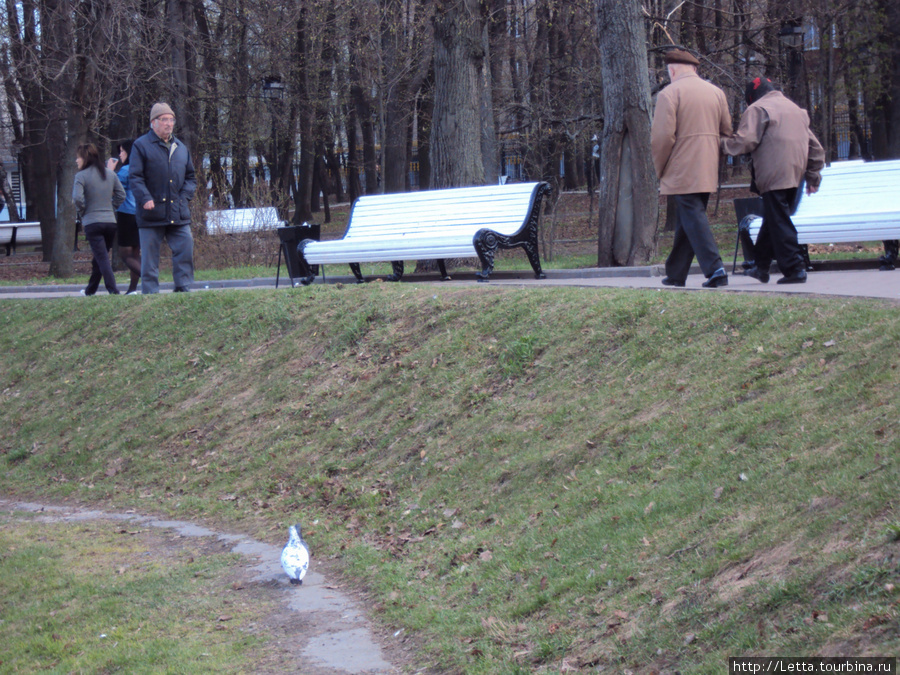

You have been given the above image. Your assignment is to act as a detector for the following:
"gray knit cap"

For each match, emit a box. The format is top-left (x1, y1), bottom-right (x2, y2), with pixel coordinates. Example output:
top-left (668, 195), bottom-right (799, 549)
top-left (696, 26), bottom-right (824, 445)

top-left (150, 102), bottom-right (175, 123)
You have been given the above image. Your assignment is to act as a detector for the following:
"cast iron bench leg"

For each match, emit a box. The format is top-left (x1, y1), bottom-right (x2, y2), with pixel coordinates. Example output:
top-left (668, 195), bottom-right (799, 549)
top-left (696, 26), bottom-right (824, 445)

top-left (386, 261), bottom-right (404, 281)
top-left (349, 263), bottom-right (365, 283)
top-left (437, 260), bottom-right (450, 280)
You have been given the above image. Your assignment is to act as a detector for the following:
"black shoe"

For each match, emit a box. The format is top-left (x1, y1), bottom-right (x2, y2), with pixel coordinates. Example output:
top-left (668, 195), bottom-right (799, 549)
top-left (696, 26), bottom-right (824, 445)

top-left (702, 270), bottom-right (728, 288)
top-left (661, 276), bottom-right (685, 287)
top-left (744, 266), bottom-right (770, 283)
top-left (879, 256), bottom-right (896, 271)
top-left (776, 269), bottom-right (807, 285)
top-left (173, 286), bottom-right (191, 292)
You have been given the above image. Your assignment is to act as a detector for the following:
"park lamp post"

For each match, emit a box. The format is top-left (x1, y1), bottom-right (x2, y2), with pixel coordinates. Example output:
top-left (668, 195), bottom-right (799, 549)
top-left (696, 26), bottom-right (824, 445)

top-left (262, 76), bottom-right (285, 102)
top-left (778, 21), bottom-right (804, 102)
top-left (262, 76), bottom-right (285, 192)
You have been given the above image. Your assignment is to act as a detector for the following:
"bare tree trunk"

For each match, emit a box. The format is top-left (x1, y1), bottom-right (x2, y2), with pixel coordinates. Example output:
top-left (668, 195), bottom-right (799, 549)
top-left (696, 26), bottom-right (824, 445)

top-left (595, 0), bottom-right (659, 266)
top-left (293, 7), bottom-right (314, 222)
top-left (194, 0), bottom-right (227, 207)
top-left (431, 0), bottom-right (486, 188)
top-left (417, 70), bottom-right (434, 191)
top-left (380, 0), bottom-right (432, 194)
top-left (349, 26), bottom-right (379, 196)
top-left (479, 0), bottom-right (498, 185)
top-left (886, 0), bottom-right (900, 158)
top-left (345, 103), bottom-right (362, 202)
top-left (230, 10), bottom-right (251, 208)
top-left (44, 0), bottom-right (75, 275)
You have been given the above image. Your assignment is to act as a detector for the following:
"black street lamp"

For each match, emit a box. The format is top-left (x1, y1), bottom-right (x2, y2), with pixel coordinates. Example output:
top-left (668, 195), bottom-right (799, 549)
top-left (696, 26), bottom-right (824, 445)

top-left (778, 20), bottom-right (804, 102)
top-left (262, 76), bottom-right (285, 101)
top-left (262, 76), bottom-right (285, 196)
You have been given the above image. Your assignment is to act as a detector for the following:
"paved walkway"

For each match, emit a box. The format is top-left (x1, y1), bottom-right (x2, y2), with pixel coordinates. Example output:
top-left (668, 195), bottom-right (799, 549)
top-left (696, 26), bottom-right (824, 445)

top-left (0, 264), bottom-right (897, 301)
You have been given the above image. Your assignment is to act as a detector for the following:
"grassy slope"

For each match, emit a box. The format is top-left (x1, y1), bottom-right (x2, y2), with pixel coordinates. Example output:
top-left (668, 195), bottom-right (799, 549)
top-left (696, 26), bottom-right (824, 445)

top-left (1, 285), bottom-right (898, 673)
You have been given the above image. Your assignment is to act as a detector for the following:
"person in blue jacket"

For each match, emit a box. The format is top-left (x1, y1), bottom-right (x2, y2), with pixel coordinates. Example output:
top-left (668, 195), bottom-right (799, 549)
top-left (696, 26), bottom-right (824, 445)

top-left (129, 102), bottom-right (197, 293)
top-left (107, 140), bottom-right (141, 294)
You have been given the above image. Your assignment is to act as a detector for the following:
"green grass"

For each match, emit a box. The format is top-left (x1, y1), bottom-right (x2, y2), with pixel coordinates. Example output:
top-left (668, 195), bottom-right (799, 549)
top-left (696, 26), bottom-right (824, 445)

top-left (0, 515), bottom-right (282, 673)
top-left (1, 284), bottom-right (898, 672)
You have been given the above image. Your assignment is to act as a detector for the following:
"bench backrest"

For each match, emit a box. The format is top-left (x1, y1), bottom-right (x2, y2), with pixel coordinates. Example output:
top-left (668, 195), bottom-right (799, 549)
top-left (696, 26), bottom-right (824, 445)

top-left (794, 160), bottom-right (900, 223)
top-left (206, 207), bottom-right (281, 234)
top-left (341, 182), bottom-right (543, 242)
top-left (0, 222), bottom-right (42, 253)
top-left (749, 160), bottom-right (900, 244)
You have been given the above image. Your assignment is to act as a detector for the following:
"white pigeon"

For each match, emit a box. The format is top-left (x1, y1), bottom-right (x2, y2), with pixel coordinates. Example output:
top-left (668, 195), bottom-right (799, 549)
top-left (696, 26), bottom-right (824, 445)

top-left (281, 523), bottom-right (310, 585)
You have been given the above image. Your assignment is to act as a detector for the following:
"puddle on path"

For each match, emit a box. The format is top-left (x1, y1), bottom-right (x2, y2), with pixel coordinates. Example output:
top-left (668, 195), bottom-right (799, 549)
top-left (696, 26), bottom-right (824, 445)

top-left (0, 498), bottom-right (400, 674)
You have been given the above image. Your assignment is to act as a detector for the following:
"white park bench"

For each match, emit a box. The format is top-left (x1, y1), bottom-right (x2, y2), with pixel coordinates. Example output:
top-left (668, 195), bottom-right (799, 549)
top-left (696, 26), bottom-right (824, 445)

top-left (205, 207), bottom-right (282, 235)
top-left (737, 159), bottom-right (900, 269)
top-left (0, 222), bottom-right (42, 256)
top-left (294, 182), bottom-right (551, 284)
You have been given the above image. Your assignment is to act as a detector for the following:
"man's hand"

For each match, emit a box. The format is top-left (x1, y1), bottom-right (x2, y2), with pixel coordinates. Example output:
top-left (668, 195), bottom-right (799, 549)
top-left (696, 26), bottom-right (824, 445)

top-left (806, 184), bottom-right (819, 196)
top-left (143, 200), bottom-right (155, 210)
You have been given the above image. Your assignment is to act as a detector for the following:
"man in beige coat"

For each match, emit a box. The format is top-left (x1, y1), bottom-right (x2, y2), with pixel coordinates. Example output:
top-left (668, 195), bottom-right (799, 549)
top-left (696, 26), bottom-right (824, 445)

top-left (651, 48), bottom-right (732, 288)
top-left (721, 78), bottom-right (825, 284)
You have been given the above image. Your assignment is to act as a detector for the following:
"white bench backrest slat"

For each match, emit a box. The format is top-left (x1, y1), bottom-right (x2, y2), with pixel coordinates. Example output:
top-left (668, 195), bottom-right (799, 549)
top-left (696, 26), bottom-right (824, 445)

top-left (206, 207), bottom-right (281, 234)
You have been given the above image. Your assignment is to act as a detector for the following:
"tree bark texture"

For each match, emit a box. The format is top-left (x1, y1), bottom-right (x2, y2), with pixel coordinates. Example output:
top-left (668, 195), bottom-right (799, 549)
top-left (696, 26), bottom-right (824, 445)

top-left (43, 0), bottom-right (75, 275)
top-left (595, 0), bottom-right (659, 267)
top-left (430, 0), bottom-right (485, 188)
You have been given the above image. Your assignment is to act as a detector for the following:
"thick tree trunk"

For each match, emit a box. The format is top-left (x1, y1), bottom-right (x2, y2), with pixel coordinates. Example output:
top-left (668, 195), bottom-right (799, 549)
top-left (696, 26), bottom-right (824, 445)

top-left (887, 0), bottom-right (900, 158)
top-left (416, 71), bottom-right (434, 191)
top-left (230, 15), bottom-right (251, 208)
top-left (595, 0), bottom-right (659, 266)
top-left (380, 0), bottom-right (432, 194)
top-left (430, 0), bottom-right (486, 188)
top-left (382, 95), bottom-right (409, 194)
top-left (44, 0), bottom-right (75, 275)
top-left (167, 0), bottom-right (199, 156)
top-left (345, 104), bottom-right (362, 202)
top-left (479, 2), bottom-right (498, 186)
top-left (292, 9), bottom-right (314, 221)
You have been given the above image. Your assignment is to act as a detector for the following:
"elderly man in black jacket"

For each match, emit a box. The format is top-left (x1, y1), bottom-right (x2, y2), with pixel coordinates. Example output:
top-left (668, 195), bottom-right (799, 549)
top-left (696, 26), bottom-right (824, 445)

top-left (129, 102), bottom-right (197, 294)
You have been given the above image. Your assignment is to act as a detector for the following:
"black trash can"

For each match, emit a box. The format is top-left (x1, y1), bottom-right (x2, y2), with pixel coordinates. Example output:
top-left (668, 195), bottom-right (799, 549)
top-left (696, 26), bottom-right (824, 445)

top-left (277, 223), bottom-right (320, 287)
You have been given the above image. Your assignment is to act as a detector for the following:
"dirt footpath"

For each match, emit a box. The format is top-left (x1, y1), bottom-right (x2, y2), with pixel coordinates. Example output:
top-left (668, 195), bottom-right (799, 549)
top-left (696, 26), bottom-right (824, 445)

top-left (0, 498), bottom-right (413, 674)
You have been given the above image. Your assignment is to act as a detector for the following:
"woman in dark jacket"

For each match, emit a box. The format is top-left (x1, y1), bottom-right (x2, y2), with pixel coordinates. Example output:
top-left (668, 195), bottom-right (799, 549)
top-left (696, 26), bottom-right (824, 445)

top-left (107, 140), bottom-right (141, 294)
top-left (73, 143), bottom-right (125, 295)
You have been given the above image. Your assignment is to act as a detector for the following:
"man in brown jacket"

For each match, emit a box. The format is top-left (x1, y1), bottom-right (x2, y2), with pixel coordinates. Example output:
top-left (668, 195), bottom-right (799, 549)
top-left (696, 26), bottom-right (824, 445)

top-left (721, 78), bottom-right (825, 284)
top-left (651, 48), bottom-right (732, 288)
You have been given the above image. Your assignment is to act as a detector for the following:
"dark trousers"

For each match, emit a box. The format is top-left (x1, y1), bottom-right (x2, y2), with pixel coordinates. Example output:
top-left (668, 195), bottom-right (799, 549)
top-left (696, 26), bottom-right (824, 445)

top-left (139, 224), bottom-right (194, 294)
top-left (665, 193), bottom-right (724, 281)
top-left (84, 222), bottom-right (120, 295)
top-left (756, 188), bottom-right (804, 276)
